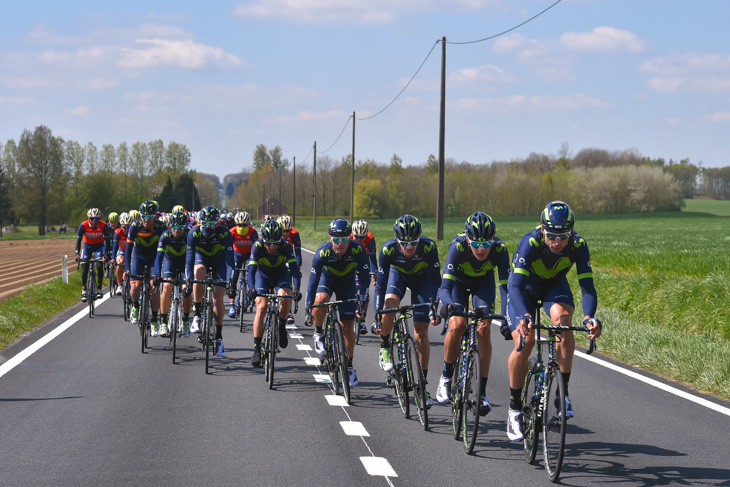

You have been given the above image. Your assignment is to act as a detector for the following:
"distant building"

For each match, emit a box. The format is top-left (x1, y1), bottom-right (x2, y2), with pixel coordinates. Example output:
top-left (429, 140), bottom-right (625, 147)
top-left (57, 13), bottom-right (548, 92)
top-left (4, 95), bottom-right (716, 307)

top-left (257, 198), bottom-right (287, 221)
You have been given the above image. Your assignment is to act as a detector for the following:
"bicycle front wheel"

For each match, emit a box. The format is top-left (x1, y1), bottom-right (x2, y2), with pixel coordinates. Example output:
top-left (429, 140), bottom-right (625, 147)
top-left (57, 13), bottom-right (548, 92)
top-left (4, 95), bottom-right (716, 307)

top-left (204, 300), bottom-right (214, 374)
top-left (543, 365), bottom-right (567, 482)
top-left (462, 350), bottom-right (482, 454)
top-left (87, 271), bottom-right (95, 318)
top-left (267, 311), bottom-right (278, 389)
top-left (391, 338), bottom-right (409, 417)
top-left (262, 315), bottom-right (271, 383)
top-left (123, 280), bottom-right (131, 321)
top-left (451, 352), bottom-right (464, 440)
top-left (239, 280), bottom-right (247, 333)
top-left (171, 297), bottom-right (180, 364)
top-left (522, 359), bottom-right (540, 464)
top-left (334, 323), bottom-right (351, 404)
top-left (406, 338), bottom-right (428, 430)
top-left (140, 289), bottom-right (149, 353)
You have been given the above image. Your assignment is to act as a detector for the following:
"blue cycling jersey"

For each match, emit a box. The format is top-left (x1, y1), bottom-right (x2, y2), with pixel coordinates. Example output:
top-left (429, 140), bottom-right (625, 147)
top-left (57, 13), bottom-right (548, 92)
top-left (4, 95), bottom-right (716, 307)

top-left (305, 240), bottom-right (370, 308)
top-left (247, 239), bottom-right (301, 290)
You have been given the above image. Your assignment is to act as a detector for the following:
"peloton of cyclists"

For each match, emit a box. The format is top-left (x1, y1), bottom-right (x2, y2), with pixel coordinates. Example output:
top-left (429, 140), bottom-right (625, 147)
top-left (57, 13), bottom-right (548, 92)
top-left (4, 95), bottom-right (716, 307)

top-left (350, 219), bottom-right (377, 335)
top-left (227, 211), bottom-right (258, 318)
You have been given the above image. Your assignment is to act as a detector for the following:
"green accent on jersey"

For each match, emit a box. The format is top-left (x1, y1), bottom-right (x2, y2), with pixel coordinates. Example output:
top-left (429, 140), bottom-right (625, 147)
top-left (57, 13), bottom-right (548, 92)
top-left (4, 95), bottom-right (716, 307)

top-left (196, 244), bottom-right (225, 257)
top-left (577, 272), bottom-right (593, 280)
top-left (325, 262), bottom-right (357, 277)
top-left (423, 241), bottom-right (435, 253)
top-left (319, 249), bottom-right (331, 258)
top-left (394, 261), bottom-right (427, 275)
top-left (382, 246), bottom-right (395, 256)
top-left (498, 279), bottom-right (508, 285)
top-left (164, 245), bottom-right (187, 257)
top-left (456, 241), bottom-right (464, 252)
top-left (442, 273), bottom-right (456, 281)
top-left (574, 238), bottom-right (585, 248)
top-left (529, 237), bottom-right (540, 247)
top-left (458, 260), bottom-right (495, 278)
top-left (514, 267), bottom-right (530, 277)
top-left (259, 255), bottom-right (286, 268)
top-left (531, 257), bottom-right (573, 280)
top-left (350, 244), bottom-right (362, 254)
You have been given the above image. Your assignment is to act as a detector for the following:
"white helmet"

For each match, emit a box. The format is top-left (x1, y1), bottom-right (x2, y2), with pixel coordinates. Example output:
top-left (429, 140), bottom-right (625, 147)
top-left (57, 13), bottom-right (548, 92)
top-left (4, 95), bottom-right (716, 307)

top-left (119, 212), bottom-right (131, 226)
top-left (352, 219), bottom-right (369, 237)
top-left (278, 214), bottom-right (292, 231)
top-left (235, 211), bottom-right (251, 226)
top-left (87, 208), bottom-right (101, 219)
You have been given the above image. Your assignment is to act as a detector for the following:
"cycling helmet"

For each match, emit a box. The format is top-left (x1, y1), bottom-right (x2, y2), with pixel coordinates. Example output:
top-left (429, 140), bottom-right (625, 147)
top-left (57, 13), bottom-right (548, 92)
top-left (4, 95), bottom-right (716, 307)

top-left (119, 213), bottom-right (132, 226)
top-left (351, 219), bottom-right (369, 237)
top-left (172, 204), bottom-right (185, 213)
top-left (108, 212), bottom-right (119, 223)
top-left (199, 205), bottom-right (220, 222)
top-left (139, 200), bottom-right (159, 216)
top-left (464, 211), bottom-right (496, 241)
top-left (541, 201), bottom-right (575, 233)
top-left (171, 211), bottom-right (188, 227)
top-left (87, 208), bottom-right (101, 219)
top-left (261, 219), bottom-right (283, 242)
top-left (235, 211), bottom-right (251, 226)
top-left (328, 218), bottom-right (351, 237)
top-left (278, 214), bottom-right (292, 231)
top-left (159, 214), bottom-right (169, 227)
top-left (128, 209), bottom-right (141, 221)
top-left (225, 212), bottom-right (233, 219)
top-left (393, 214), bottom-right (421, 241)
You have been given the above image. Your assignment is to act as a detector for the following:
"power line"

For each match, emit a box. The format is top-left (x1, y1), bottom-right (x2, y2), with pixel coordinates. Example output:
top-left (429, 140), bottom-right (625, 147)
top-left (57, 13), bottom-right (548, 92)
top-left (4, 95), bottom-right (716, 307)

top-left (447, 0), bottom-right (562, 45)
top-left (319, 115), bottom-right (352, 154)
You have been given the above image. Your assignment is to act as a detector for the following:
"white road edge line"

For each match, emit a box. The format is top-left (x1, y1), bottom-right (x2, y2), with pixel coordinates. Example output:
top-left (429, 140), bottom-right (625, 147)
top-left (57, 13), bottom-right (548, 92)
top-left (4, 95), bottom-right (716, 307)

top-left (0, 293), bottom-right (112, 379)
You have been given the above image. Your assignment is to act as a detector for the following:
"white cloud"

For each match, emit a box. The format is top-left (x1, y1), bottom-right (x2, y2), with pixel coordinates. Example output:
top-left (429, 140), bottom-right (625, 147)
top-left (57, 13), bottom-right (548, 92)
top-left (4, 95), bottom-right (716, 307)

top-left (640, 54), bottom-right (730, 94)
top-left (492, 33), bottom-right (526, 53)
top-left (232, 0), bottom-right (498, 24)
top-left (663, 117), bottom-right (681, 125)
top-left (702, 112), bottom-right (730, 123)
top-left (268, 109), bottom-right (351, 124)
top-left (646, 77), bottom-right (730, 94)
top-left (453, 93), bottom-right (607, 113)
top-left (560, 26), bottom-right (645, 53)
top-left (118, 39), bottom-right (243, 69)
top-left (0, 95), bottom-right (34, 105)
top-left (67, 106), bottom-right (91, 116)
top-left (448, 64), bottom-right (514, 87)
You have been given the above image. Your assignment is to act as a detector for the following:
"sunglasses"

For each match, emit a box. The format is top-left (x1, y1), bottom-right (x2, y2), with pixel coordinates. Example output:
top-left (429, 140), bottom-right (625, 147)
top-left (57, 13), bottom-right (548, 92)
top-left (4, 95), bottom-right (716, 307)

top-left (89, 217), bottom-right (100, 222)
top-left (237, 223), bottom-right (248, 227)
top-left (331, 237), bottom-right (349, 244)
top-left (353, 235), bottom-right (366, 239)
top-left (397, 239), bottom-right (419, 248)
top-left (201, 221), bottom-right (216, 228)
top-left (545, 231), bottom-right (571, 241)
top-left (469, 239), bottom-right (493, 249)
top-left (172, 224), bottom-right (186, 230)
top-left (263, 240), bottom-right (280, 246)
top-left (142, 215), bottom-right (155, 221)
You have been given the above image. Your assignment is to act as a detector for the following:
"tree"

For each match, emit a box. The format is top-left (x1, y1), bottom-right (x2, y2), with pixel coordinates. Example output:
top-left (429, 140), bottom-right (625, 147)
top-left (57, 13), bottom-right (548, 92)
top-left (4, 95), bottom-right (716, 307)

top-left (0, 165), bottom-right (14, 236)
top-left (253, 144), bottom-right (272, 172)
top-left (353, 178), bottom-right (383, 218)
top-left (16, 125), bottom-right (65, 235)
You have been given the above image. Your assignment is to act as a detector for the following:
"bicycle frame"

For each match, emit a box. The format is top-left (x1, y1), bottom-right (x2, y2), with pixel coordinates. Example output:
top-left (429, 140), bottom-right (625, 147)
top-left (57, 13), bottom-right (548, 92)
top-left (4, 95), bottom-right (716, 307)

top-left (310, 299), bottom-right (355, 404)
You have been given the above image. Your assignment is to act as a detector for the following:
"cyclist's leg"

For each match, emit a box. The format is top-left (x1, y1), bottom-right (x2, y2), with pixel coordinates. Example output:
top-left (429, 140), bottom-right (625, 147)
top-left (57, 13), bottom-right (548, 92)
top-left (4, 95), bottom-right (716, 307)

top-left (93, 248), bottom-right (104, 290)
top-left (378, 268), bottom-right (405, 338)
top-left (506, 294), bottom-right (537, 407)
top-left (411, 279), bottom-right (438, 373)
top-left (79, 244), bottom-right (92, 296)
top-left (472, 282), bottom-right (497, 382)
top-left (115, 252), bottom-right (125, 287)
top-left (334, 279), bottom-right (357, 359)
top-left (544, 279), bottom-right (576, 375)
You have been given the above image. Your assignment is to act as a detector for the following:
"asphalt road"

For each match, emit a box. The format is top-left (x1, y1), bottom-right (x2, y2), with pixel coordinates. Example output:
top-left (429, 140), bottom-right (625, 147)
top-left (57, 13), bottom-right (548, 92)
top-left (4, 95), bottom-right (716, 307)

top-left (1, 248), bottom-right (729, 486)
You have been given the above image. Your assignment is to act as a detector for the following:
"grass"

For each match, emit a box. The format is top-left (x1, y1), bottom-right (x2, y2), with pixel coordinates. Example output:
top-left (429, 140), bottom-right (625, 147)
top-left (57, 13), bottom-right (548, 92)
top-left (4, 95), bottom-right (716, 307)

top-left (0, 225), bottom-right (76, 241)
top-left (298, 211), bottom-right (730, 400)
top-left (682, 198), bottom-right (730, 216)
top-left (0, 272), bottom-right (83, 350)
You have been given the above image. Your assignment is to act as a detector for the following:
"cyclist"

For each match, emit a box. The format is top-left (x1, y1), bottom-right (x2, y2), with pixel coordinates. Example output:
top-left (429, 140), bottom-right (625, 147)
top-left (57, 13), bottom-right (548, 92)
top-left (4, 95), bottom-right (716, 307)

top-left (227, 211), bottom-right (258, 318)
top-left (435, 212), bottom-right (510, 414)
top-left (306, 218), bottom-right (370, 387)
top-left (225, 212), bottom-right (236, 230)
top-left (505, 201), bottom-right (602, 442)
top-left (350, 218), bottom-right (376, 334)
top-left (375, 214), bottom-right (441, 405)
top-left (108, 212), bottom-right (120, 231)
top-left (247, 219), bottom-right (301, 367)
top-left (186, 206), bottom-right (235, 356)
top-left (111, 212), bottom-right (131, 295)
top-left (128, 209), bottom-right (141, 224)
top-left (125, 200), bottom-right (166, 335)
top-left (279, 214), bottom-right (302, 324)
top-left (75, 208), bottom-right (113, 302)
top-left (154, 211), bottom-right (193, 338)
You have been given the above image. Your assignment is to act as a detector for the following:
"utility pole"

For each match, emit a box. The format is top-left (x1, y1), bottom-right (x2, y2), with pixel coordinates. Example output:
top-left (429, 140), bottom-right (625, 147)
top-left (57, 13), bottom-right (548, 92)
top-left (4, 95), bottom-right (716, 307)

top-left (437, 36), bottom-right (446, 241)
top-left (278, 164), bottom-right (282, 215)
top-left (292, 156), bottom-right (296, 227)
top-left (313, 142), bottom-right (317, 230)
top-left (351, 111), bottom-right (355, 223)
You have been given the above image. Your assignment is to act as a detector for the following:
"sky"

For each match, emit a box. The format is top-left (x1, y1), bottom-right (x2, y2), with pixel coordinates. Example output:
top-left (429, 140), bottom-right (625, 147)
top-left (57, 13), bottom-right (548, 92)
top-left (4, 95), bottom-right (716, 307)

top-left (2, 0), bottom-right (730, 180)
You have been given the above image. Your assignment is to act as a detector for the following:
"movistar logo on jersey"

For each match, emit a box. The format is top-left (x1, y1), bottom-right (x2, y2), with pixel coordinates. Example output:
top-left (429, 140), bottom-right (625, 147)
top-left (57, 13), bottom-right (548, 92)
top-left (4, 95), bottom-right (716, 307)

top-left (423, 242), bottom-right (434, 253)
top-left (382, 246), bottom-right (394, 256)
top-left (351, 245), bottom-right (362, 255)
top-left (320, 249), bottom-right (331, 258)
top-left (531, 257), bottom-right (573, 280)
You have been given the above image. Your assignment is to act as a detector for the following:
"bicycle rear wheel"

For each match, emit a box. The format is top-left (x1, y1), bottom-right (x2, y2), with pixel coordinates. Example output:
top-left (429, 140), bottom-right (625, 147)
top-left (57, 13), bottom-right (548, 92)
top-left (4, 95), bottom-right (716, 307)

top-left (522, 359), bottom-right (540, 464)
top-left (87, 270), bottom-right (95, 318)
top-left (334, 323), bottom-right (351, 404)
top-left (543, 365), bottom-right (567, 482)
top-left (204, 300), bottom-right (213, 374)
top-left (462, 350), bottom-right (482, 454)
top-left (267, 311), bottom-right (278, 389)
top-left (451, 351), bottom-right (464, 440)
top-left (262, 315), bottom-right (272, 383)
top-left (123, 280), bottom-right (131, 321)
top-left (140, 289), bottom-right (149, 353)
top-left (391, 338), bottom-right (409, 417)
top-left (406, 338), bottom-right (428, 430)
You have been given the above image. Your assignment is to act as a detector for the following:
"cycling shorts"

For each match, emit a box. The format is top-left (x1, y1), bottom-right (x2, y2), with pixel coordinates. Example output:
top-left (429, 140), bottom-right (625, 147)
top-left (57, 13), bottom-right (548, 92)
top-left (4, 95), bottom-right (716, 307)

top-left (506, 276), bottom-right (574, 332)
top-left (254, 268), bottom-right (292, 296)
top-left (439, 279), bottom-right (495, 319)
top-left (384, 269), bottom-right (438, 323)
top-left (315, 273), bottom-right (357, 321)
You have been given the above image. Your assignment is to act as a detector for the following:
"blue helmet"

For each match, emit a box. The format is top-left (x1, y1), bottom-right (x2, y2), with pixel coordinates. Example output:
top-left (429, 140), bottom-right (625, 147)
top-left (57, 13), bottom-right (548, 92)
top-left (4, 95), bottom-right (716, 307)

top-left (541, 201), bottom-right (574, 233)
top-left (261, 219), bottom-right (283, 242)
top-left (171, 211), bottom-right (188, 227)
top-left (199, 206), bottom-right (220, 223)
top-left (139, 200), bottom-right (158, 216)
top-left (328, 218), bottom-right (351, 237)
top-left (465, 211), bottom-right (496, 241)
top-left (393, 214), bottom-right (421, 241)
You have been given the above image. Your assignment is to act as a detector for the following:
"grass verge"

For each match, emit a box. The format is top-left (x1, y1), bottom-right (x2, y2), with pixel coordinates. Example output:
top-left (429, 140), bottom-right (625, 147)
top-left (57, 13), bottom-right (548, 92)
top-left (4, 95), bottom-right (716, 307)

top-left (0, 273), bottom-right (83, 350)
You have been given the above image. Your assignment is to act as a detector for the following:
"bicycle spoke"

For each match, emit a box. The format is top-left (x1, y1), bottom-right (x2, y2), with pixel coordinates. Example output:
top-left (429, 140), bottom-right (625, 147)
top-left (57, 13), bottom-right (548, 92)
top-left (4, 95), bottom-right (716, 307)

top-left (543, 365), bottom-right (567, 482)
top-left (462, 351), bottom-right (481, 454)
top-left (522, 359), bottom-right (540, 465)
top-left (406, 338), bottom-right (428, 430)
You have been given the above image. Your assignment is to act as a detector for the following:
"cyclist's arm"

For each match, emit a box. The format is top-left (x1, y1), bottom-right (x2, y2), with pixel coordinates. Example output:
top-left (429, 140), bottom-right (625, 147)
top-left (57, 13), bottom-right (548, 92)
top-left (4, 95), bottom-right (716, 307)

top-left (103, 224), bottom-right (113, 257)
top-left (356, 251), bottom-right (370, 303)
top-left (246, 242), bottom-right (261, 290)
top-left (508, 237), bottom-right (537, 318)
top-left (374, 245), bottom-right (391, 312)
top-left (574, 238), bottom-right (598, 317)
top-left (184, 230), bottom-right (196, 280)
top-left (439, 242), bottom-right (460, 307)
top-left (124, 225), bottom-right (136, 272)
top-left (154, 234), bottom-right (167, 276)
top-left (75, 224), bottom-right (85, 255)
top-left (293, 232), bottom-right (303, 267)
top-left (305, 249), bottom-right (324, 309)
top-left (112, 232), bottom-right (120, 258)
top-left (426, 240), bottom-right (442, 288)
top-left (367, 235), bottom-right (377, 270)
top-left (223, 232), bottom-right (235, 272)
top-left (495, 241), bottom-right (511, 316)
top-left (285, 243), bottom-right (301, 289)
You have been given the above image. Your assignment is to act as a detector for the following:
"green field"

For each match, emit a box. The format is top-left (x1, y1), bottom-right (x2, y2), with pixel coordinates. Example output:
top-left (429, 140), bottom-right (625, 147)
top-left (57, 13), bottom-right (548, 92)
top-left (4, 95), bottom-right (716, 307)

top-left (682, 198), bottom-right (730, 216)
top-left (298, 211), bottom-right (730, 400)
top-left (0, 225), bottom-right (75, 240)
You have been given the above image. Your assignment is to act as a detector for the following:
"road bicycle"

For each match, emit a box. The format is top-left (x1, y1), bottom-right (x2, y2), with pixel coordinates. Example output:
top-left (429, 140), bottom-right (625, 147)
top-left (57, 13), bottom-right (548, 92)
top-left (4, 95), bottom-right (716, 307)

top-left (129, 268), bottom-right (153, 354)
top-left (189, 274), bottom-right (227, 374)
top-left (84, 257), bottom-right (105, 318)
top-left (235, 267), bottom-right (252, 333)
top-left (258, 292), bottom-right (293, 389)
top-left (122, 277), bottom-right (132, 322)
top-left (353, 272), bottom-right (374, 345)
top-left (519, 303), bottom-right (597, 482)
top-left (107, 260), bottom-right (119, 297)
top-left (441, 304), bottom-right (506, 454)
top-left (162, 275), bottom-right (186, 364)
top-left (376, 302), bottom-right (431, 430)
top-left (310, 299), bottom-right (355, 404)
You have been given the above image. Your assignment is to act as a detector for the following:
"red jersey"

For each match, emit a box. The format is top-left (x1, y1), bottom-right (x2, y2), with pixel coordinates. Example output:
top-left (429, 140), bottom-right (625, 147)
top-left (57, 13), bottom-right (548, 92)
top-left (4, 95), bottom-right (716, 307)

top-left (230, 225), bottom-right (257, 255)
top-left (115, 227), bottom-right (128, 251)
top-left (81, 220), bottom-right (107, 245)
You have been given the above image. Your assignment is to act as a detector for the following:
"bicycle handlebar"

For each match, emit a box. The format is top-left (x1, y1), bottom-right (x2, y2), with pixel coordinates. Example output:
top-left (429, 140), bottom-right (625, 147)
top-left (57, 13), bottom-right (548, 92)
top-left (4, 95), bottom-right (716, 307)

top-left (515, 320), bottom-right (596, 354)
top-left (310, 298), bottom-right (357, 309)
top-left (377, 302), bottom-right (430, 316)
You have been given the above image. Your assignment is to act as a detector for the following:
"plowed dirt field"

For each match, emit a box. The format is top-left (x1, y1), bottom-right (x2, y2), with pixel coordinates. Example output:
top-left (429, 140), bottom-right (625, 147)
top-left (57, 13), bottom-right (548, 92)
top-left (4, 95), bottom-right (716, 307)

top-left (0, 239), bottom-right (77, 301)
